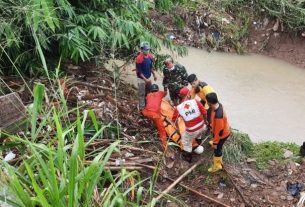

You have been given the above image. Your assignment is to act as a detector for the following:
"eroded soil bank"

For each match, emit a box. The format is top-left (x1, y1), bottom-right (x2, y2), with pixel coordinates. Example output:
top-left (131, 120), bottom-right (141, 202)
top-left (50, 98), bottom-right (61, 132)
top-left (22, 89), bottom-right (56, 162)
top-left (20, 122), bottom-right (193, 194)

top-left (150, 5), bottom-right (305, 68)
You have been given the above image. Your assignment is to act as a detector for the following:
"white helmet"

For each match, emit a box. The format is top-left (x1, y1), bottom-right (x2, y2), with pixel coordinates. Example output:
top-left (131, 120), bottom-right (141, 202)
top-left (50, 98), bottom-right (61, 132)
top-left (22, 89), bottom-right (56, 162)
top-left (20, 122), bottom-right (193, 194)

top-left (193, 146), bottom-right (204, 154)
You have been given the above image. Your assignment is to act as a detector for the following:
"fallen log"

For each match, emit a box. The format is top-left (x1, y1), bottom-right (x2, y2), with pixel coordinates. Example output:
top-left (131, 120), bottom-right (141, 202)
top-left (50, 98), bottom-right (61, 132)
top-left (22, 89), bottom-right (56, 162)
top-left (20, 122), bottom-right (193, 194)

top-left (166, 177), bottom-right (231, 207)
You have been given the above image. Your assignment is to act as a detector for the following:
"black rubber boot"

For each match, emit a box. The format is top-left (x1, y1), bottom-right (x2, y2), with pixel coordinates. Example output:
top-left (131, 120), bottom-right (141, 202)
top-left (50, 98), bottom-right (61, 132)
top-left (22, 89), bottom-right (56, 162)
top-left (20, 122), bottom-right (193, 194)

top-left (181, 151), bottom-right (192, 163)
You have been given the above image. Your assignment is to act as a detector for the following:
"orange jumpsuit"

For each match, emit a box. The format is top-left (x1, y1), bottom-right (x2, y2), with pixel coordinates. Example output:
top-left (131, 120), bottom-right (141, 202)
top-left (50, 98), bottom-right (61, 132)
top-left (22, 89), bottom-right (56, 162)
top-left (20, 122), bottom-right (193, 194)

top-left (209, 103), bottom-right (230, 157)
top-left (142, 91), bottom-right (167, 148)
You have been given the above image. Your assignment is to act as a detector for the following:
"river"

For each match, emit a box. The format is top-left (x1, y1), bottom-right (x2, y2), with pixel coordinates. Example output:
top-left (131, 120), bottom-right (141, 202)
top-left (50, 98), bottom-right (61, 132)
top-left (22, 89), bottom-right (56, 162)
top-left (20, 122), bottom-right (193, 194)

top-left (117, 47), bottom-right (305, 144)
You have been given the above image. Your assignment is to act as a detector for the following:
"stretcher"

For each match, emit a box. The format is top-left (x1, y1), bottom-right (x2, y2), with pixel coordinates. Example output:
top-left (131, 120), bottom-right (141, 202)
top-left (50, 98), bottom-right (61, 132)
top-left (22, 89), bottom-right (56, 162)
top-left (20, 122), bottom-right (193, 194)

top-left (160, 99), bottom-right (199, 149)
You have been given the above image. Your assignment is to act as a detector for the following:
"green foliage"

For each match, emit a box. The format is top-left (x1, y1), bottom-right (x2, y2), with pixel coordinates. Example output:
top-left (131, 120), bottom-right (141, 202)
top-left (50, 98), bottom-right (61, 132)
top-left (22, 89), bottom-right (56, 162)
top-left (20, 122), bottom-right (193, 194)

top-left (155, 0), bottom-right (174, 11)
top-left (211, 0), bottom-right (304, 53)
top-left (155, 0), bottom-right (189, 11)
top-left (30, 83), bottom-right (45, 140)
top-left (219, 0), bottom-right (252, 10)
top-left (252, 141), bottom-right (299, 169)
top-left (0, 82), bottom-right (146, 206)
top-left (261, 0), bottom-right (305, 30)
top-left (204, 175), bottom-right (212, 185)
top-left (154, 54), bottom-right (172, 71)
top-left (223, 130), bottom-right (300, 170)
top-left (0, 75), bottom-right (186, 206)
top-left (0, 0), bottom-right (187, 75)
top-left (219, 11), bottom-right (251, 53)
top-left (223, 130), bottom-right (254, 163)
top-left (153, 22), bottom-right (168, 35)
top-left (219, 0), bottom-right (305, 31)
top-left (174, 15), bottom-right (185, 32)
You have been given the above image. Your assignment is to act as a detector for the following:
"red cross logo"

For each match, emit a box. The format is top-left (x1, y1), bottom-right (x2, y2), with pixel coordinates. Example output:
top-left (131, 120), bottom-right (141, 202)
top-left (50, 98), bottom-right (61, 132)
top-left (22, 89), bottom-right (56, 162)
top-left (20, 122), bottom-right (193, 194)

top-left (184, 103), bottom-right (190, 109)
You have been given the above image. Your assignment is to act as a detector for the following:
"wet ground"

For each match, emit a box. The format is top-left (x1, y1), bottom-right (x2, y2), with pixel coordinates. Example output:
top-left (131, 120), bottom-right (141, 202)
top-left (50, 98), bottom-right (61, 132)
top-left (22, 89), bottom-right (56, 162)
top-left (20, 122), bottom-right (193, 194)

top-left (1, 63), bottom-right (305, 207)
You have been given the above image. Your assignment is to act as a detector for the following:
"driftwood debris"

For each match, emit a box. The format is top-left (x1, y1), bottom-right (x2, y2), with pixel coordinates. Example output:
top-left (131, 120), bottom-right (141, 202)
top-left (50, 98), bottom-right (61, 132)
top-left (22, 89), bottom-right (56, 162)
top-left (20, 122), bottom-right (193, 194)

top-left (153, 158), bottom-right (204, 202)
top-left (69, 81), bottom-right (113, 91)
top-left (223, 166), bottom-right (254, 207)
top-left (122, 146), bottom-right (162, 155)
top-left (166, 177), bottom-right (231, 207)
top-left (105, 166), bottom-right (143, 170)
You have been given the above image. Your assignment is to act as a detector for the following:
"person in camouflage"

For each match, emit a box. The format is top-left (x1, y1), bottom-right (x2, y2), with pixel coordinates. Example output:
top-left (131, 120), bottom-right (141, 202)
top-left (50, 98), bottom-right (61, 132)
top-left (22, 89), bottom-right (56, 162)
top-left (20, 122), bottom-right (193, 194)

top-left (162, 57), bottom-right (188, 105)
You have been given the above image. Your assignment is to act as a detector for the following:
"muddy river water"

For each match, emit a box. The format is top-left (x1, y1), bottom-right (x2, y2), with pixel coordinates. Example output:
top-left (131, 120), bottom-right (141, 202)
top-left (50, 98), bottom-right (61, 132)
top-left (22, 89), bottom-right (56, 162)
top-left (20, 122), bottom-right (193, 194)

top-left (119, 47), bottom-right (305, 144)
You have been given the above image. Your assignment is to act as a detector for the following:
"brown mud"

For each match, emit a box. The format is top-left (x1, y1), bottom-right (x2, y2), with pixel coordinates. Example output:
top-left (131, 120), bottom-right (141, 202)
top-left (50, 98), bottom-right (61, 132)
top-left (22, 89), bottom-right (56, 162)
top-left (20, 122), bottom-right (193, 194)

top-left (150, 6), bottom-right (305, 68)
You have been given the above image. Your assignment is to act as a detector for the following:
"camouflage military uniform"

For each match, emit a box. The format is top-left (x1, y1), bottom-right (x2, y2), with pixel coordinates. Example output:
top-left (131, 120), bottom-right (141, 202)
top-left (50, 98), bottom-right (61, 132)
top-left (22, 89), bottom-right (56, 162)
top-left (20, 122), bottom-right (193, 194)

top-left (162, 63), bottom-right (188, 104)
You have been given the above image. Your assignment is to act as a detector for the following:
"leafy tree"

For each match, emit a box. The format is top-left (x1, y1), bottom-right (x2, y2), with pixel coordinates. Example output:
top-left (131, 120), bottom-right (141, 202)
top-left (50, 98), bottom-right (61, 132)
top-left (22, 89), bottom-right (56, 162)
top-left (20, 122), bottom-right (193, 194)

top-left (0, 0), bottom-right (186, 75)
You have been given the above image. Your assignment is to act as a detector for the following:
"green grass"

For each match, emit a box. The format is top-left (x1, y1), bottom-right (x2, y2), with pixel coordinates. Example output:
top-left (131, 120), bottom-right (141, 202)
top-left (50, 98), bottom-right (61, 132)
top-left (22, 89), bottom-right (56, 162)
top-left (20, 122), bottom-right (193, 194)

top-left (223, 130), bottom-right (300, 170)
top-left (223, 130), bottom-right (254, 163)
top-left (204, 175), bottom-right (212, 185)
top-left (0, 83), bottom-right (145, 207)
top-left (252, 141), bottom-right (299, 169)
top-left (174, 15), bottom-right (185, 32)
top-left (0, 76), bottom-right (185, 206)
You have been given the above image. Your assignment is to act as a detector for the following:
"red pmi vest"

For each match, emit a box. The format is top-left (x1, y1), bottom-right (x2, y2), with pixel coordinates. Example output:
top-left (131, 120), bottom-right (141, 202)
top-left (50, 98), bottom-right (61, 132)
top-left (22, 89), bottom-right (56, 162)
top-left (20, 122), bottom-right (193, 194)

top-left (177, 99), bottom-right (205, 132)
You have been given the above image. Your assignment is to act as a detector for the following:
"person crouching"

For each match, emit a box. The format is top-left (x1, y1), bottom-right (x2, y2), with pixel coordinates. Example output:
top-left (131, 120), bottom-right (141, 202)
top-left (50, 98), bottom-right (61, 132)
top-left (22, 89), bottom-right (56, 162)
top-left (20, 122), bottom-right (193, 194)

top-left (142, 84), bottom-right (168, 150)
top-left (206, 92), bottom-right (231, 173)
top-left (172, 87), bottom-right (208, 163)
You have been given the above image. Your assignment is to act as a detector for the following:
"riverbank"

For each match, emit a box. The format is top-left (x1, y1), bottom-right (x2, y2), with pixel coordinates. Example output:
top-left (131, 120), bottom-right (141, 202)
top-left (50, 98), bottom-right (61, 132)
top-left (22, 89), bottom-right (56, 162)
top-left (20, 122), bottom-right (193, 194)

top-left (1, 1), bottom-right (304, 205)
top-left (116, 49), bottom-right (305, 145)
top-left (247, 22), bottom-right (305, 68)
top-left (149, 2), bottom-right (305, 68)
top-left (1, 63), bottom-right (304, 206)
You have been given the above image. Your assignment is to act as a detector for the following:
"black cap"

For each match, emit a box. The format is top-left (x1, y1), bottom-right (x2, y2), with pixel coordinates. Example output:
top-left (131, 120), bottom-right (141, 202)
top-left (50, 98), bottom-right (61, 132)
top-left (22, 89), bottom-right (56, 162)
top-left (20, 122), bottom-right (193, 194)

top-left (206, 92), bottom-right (218, 104)
top-left (150, 84), bottom-right (159, 92)
top-left (187, 74), bottom-right (197, 83)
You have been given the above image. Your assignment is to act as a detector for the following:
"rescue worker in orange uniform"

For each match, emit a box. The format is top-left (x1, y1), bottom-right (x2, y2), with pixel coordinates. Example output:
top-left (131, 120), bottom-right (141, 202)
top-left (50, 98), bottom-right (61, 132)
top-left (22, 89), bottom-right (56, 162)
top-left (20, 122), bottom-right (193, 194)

top-left (142, 84), bottom-right (168, 150)
top-left (172, 87), bottom-right (207, 163)
top-left (206, 92), bottom-right (230, 173)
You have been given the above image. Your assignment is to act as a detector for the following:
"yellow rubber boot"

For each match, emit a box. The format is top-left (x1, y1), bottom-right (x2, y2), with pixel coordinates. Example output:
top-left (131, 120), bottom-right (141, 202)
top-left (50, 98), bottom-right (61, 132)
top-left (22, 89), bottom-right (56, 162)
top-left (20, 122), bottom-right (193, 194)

top-left (209, 140), bottom-right (213, 146)
top-left (208, 156), bottom-right (223, 173)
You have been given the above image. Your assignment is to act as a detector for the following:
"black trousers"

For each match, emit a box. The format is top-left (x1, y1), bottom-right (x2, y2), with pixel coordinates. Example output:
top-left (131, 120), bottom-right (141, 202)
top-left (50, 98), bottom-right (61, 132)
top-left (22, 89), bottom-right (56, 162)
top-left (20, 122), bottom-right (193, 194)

top-left (169, 88), bottom-right (181, 105)
top-left (214, 137), bottom-right (229, 157)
